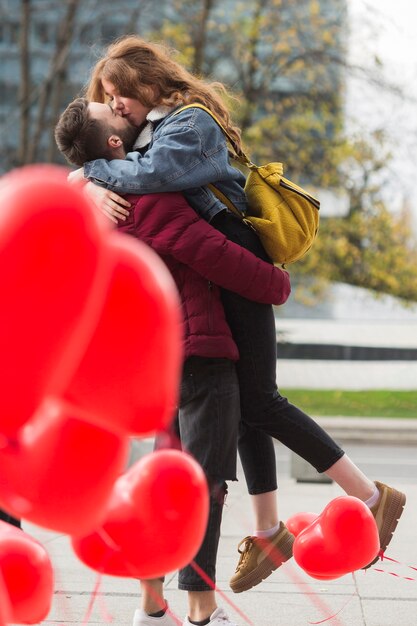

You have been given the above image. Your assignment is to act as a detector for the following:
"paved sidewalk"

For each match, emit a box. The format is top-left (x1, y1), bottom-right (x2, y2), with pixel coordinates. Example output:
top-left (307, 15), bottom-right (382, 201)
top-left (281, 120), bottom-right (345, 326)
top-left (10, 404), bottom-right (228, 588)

top-left (29, 438), bottom-right (416, 626)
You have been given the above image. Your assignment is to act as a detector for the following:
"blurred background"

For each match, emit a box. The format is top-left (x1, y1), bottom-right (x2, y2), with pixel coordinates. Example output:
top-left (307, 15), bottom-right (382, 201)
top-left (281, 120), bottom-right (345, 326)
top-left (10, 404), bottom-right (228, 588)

top-left (1, 0), bottom-right (416, 405)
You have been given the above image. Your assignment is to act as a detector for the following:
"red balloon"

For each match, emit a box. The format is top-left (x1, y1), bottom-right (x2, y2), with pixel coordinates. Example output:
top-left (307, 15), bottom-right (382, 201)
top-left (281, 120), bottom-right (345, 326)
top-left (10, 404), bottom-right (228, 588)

top-left (0, 571), bottom-right (11, 626)
top-left (293, 496), bottom-right (380, 579)
top-left (0, 401), bottom-right (129, 535)
top-left (286, 512), bottom-right (318, 537)
top-left (0, 521), bottom-right (54, 624)
top-left (72, 449), bottom-right (209, 578)
top-left (0, 165), bottom-right (112, 438)
top-left (71, 527), bottom-right (128, 577)
top-left (64, 231), bottom-right (182, 437)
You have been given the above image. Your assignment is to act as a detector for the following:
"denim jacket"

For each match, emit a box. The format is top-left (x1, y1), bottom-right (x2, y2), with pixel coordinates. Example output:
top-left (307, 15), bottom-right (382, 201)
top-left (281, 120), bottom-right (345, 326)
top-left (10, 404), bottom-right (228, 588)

top-left (83, 106), bottom-right (248, 222)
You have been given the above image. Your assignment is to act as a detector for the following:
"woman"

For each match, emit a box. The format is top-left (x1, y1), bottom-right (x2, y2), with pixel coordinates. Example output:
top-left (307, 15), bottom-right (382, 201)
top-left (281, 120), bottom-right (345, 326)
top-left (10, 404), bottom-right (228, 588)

top-left (72, 35), bottom-right (405, 597)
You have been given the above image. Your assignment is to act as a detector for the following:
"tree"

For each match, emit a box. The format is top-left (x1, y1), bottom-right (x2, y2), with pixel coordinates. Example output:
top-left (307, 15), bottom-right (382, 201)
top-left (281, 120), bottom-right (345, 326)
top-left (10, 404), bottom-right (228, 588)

top-left (293, 132), bottom-right (417, 302)
top-left (2, 0), bottom-right (416, 301)
top-left (26, 0), bottom-right (81, 164)
top-left (156, 0), bottom-right (417, 302)
top-left (157, 0), bottom-right (348, 188)
top-left (1, 0), bottom-right (155, 169)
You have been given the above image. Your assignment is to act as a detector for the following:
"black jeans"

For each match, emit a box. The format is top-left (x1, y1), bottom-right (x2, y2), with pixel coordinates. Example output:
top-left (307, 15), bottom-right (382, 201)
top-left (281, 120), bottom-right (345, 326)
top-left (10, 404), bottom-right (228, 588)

top-left (157, 356), bottom-right (240, 591)
top-left (211, 211), bottom-right (345, 494)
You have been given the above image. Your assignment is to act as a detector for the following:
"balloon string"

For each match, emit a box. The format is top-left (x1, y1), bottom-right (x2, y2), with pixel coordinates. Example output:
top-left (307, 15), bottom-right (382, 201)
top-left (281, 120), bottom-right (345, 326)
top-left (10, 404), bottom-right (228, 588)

top-left (380, 553), bottom-right (417, 571)
top-left (249, 540), bottom-right (349, 625)
top-left (50, 562), bottom-right (75, 624)
top-left (97, 590), bottom-right (114, 623)
top-left (374, 569), bottom-right (416, 581)
top-left (190, 560), bottom-right (254, 626)
top-left (226, 499), bottom-right (347, 625)
top-left (80, 573), bottom-right (102, 626)
top-left (77, 529), bottom-right (119, 625)
top-left (306, 551), bottom-right (417, 625)
top-left (372, 552), bottom-right (417, 582)
top-left (280, 561), bottom-right (346, 626)
top-left (308, 591), bottom-right (356, 625)
top-left (92, 528), bottom-right (183, 625)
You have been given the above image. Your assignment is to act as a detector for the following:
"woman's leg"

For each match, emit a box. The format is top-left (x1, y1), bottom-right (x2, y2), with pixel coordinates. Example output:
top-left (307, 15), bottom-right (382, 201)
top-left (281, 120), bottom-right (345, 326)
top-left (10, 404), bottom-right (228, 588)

top-left (211, 212), bottom-right (345, 475)
top-left (237, 421), bottom-right (278, 529)
top-left (325, 454), bottom-right (375, 499)
top-left (211, 211), bottom-right (405, 585)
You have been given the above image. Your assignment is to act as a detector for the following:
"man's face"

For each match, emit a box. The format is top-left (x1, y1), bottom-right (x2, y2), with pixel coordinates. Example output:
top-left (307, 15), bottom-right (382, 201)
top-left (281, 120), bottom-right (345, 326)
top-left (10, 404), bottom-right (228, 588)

top-left (88, 102), bottom-right (138, 152)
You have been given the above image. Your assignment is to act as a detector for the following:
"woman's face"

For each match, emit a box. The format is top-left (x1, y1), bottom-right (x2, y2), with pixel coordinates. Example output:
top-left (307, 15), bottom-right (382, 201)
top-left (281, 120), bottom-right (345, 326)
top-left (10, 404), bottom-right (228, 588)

top-left (101, 78), bottom-right (152, 128)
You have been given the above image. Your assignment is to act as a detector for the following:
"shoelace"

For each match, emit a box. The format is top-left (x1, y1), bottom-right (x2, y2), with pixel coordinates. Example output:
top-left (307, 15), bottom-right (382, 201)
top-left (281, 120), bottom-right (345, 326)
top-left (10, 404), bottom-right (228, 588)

top-left (235, 536), bottom-right (254, 571)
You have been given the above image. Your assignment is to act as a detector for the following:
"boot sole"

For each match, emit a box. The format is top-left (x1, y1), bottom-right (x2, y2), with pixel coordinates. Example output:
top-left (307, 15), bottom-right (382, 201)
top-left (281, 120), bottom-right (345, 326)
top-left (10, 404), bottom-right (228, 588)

top-left (230, 534), bottom-right (294, 593)
top-left (363, 489), bottom-right (406, 569)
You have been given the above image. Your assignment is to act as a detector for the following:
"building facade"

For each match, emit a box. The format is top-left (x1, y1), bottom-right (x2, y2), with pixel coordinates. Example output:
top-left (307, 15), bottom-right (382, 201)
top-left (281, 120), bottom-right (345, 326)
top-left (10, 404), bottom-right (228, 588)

top-left (0, 0), bottom-right (347, 175)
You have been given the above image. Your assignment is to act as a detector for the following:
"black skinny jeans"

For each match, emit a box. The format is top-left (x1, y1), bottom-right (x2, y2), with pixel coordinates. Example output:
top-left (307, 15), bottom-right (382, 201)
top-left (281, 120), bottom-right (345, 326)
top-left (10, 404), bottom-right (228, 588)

top-left (156, 356), bottom-right (240, 591)
top-left (211, 211), bottom-right (345, 494)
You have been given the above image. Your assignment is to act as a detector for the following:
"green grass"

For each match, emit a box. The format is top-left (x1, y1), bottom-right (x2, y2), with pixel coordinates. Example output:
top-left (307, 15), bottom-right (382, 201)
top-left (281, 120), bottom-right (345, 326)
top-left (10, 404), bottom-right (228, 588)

top-left (280, 389), bottom-right (417, 418)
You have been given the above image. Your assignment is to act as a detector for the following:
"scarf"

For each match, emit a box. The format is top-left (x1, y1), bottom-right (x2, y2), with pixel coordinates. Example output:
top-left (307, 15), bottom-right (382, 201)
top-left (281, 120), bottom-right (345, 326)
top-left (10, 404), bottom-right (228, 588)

top-left (133, 105), bottom-right (175, 150)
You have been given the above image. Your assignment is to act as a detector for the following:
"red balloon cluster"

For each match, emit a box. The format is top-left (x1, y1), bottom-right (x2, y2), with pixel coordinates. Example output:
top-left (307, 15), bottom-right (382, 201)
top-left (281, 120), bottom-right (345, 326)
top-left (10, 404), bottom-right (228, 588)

top-left (0, 165), bottom-right (209, 622)
top-left (0, 404), bottom-right (129, 535)
top-left (0, 166), bottom-right (110, 438)
top-left (291, 496), bottom-right (380, 580)
top-left (0, 522), bottom-right (53, 624)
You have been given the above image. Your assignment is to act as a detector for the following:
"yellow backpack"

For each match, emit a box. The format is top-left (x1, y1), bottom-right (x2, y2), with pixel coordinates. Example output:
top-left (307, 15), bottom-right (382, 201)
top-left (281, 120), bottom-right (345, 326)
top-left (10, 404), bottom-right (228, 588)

top-left (174, 103), bottom-right (320, 265)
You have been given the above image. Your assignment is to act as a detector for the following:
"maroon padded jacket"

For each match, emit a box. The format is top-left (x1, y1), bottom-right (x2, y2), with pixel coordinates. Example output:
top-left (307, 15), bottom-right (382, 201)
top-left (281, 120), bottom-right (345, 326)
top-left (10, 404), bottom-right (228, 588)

top-left (118, 192), bottom-right (290, 360)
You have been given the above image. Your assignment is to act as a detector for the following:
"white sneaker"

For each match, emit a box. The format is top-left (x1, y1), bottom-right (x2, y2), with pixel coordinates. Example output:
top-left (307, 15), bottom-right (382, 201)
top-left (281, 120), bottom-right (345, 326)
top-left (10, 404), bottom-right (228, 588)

top-left (133, 607), bottom-right (178, 626)
top-left (183, 607), bottom-right (239, 626)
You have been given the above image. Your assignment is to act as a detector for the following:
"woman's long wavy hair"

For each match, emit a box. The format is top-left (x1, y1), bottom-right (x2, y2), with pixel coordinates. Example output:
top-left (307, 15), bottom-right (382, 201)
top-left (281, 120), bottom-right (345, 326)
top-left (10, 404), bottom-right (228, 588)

top-left (85, 35), bottom-right (243, 152)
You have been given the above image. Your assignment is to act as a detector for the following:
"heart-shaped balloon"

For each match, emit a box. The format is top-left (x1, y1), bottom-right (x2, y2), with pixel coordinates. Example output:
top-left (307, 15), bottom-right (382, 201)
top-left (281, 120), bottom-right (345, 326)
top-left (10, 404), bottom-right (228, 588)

top-left (293, 496), bottom-right (380, 579)
top-left (0, 571), bottom-right (11, 626)
top-left (286, 512), bottom-right (318, 537)
top-left (71, 449), bottom-right (209, 578)
top-left (0, 165), bottom-right (111, 438)
top-left (0, 401), bottom-right (129, 535)
top-left (0, 521), bottom-right (54, 624)
top-left (63, 231), bottom-right (182, 437)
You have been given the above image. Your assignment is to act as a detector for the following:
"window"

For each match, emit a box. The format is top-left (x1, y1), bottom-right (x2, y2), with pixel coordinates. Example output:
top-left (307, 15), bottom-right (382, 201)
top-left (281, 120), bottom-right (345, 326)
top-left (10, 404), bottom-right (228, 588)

top-left (79, 23), bottom-right (95, 44)
top-left (34, 22), bottom-right (54, 45)
top-left (100, 22), bottom-right (124, 43)
top-left (0, 22), bottom-right (19, 45)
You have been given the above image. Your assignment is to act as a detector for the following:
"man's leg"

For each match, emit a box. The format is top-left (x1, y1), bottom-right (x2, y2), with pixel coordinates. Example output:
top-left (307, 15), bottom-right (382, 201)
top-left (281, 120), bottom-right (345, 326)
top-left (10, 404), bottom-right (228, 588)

top-left (177, 357), bottom-right (240, 625)
top-left (133, 579), bottom-right (175, 626)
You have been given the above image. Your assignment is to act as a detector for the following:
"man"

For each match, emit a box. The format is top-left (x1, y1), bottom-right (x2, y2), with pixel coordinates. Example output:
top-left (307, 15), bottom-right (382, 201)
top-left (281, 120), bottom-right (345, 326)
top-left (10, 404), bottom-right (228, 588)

top-left (55, 98), bottom-right (289, 626)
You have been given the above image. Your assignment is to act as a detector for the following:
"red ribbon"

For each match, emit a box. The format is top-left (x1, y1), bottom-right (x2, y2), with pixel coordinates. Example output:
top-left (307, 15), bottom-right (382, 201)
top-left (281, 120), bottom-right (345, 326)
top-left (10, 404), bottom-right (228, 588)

top-left (372, 553), bottom-right (417, 581)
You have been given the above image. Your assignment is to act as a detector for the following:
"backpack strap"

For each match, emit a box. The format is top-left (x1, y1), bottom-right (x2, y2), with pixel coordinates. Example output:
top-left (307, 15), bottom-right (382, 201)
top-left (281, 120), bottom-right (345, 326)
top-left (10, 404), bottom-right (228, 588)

top-left (172, 103), bottom-right (250, 218)
top-left (172, 103), bottom-right (254, 168)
